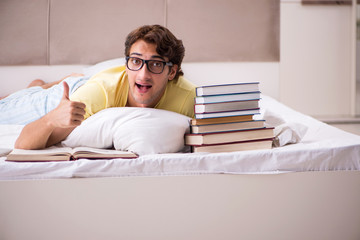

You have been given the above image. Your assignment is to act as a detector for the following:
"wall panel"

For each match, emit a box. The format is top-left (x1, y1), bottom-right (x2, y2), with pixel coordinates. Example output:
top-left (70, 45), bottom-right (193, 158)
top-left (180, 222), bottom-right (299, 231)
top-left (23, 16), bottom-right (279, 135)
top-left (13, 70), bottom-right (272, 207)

top-left (167, 0), bottom-right (280, 62)
top-left (0, 0), bottom-right (48, 65)
top-left (0, 0), bottom-right (279, 65)
top-left (49, 0), bottom-right (166, 65)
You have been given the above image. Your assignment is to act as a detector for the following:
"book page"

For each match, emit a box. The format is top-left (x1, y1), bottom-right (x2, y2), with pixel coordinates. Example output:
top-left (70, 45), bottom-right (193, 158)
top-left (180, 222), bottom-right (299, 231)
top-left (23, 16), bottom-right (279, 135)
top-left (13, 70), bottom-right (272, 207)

top-left (71, 147), bottom-right (137, 159)
top-left (71, 147), bottom-right (132, 155)
top-left (10, 146), bottom-right (73, 156)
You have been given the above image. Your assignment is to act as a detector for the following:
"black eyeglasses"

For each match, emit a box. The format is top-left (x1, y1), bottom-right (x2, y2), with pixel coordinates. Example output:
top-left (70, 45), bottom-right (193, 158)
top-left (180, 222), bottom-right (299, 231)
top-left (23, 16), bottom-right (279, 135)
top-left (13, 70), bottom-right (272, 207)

top-left (126, 57), bottom-right (173, 74)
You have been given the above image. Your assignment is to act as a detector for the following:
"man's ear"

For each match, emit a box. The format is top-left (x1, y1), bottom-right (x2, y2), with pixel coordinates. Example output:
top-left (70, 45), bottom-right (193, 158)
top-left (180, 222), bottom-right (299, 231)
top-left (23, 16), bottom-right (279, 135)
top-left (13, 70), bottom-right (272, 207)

top-left (168, 65), bottom-right (178, 81)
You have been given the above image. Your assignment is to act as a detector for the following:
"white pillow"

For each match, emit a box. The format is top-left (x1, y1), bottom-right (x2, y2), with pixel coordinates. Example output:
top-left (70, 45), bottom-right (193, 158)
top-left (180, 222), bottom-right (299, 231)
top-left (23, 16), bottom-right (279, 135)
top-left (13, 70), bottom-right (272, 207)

top-left (62, 107), bottom-right (191, 155)
top-left (83, 58), bottom-right (125, 77)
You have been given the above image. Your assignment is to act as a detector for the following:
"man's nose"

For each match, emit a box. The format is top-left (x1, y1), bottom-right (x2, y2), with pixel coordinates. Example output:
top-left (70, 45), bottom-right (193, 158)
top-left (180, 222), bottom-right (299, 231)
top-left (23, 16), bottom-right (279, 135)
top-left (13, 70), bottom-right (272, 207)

top-left (137, 63), bottom-right (152, 79)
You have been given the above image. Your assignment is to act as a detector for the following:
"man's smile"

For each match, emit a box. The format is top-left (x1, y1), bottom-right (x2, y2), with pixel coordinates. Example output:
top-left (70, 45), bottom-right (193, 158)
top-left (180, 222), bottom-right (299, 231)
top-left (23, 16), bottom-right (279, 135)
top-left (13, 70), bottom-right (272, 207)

top-left (135, 82), bottom-right (152, 93)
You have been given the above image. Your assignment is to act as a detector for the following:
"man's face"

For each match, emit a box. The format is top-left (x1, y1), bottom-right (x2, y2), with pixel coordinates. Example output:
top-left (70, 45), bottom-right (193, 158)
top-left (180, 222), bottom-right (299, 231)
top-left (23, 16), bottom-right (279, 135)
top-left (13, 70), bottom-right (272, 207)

top-left (126, 40), bottom-right (177, 108)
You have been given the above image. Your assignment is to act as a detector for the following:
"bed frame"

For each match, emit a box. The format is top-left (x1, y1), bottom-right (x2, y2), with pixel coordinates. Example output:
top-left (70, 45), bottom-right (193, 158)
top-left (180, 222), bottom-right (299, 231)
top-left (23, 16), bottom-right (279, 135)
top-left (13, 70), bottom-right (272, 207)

top-left (1, 1), bottom-right (360, 240)
top-left (1, 172), bottom-right (360, 240)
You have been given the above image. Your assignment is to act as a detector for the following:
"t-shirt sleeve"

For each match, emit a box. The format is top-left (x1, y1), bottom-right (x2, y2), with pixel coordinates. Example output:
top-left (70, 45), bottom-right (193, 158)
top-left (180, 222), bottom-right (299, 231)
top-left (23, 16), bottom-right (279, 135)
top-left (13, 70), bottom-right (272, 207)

top-left (180, 88), bottom-right (196, 118)
top-left (69, 80), bottom-right (108, 119)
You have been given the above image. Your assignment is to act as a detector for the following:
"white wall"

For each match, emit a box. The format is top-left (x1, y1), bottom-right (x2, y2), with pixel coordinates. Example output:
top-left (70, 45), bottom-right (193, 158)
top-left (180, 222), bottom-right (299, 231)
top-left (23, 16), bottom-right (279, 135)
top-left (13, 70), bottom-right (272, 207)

top-left (280, 0), bottom-right (354, 117)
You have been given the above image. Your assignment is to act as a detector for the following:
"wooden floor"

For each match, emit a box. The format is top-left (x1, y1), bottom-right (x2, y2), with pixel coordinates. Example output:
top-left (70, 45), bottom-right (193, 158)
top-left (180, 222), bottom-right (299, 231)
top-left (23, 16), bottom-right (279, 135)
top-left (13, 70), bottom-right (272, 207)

top-left (329, 123), bottom-right (360, 136)
top-left (315, 115), bottom-right (360, 136)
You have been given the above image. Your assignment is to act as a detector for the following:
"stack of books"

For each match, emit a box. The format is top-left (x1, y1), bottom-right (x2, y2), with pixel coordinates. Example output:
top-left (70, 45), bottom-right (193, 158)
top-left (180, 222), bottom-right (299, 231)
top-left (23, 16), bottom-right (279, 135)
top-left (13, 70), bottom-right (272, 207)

top-left (185, 82), bottom-right (274, 153)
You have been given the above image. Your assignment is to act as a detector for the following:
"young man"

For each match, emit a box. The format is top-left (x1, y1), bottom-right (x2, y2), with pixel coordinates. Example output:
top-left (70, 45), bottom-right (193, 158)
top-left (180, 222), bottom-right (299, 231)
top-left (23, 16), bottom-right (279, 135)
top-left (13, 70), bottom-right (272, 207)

top-left (13, 25), bottom-right (196, 149)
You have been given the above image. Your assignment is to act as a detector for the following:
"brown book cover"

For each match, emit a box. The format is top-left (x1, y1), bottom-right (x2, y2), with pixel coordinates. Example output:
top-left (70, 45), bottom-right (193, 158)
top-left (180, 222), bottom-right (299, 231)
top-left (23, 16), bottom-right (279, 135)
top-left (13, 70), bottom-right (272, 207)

top-left (191, 138), bottom-right (273, 153)
top-left (185, 127), bottom-right (274, 146)
top-left (191, 120), bottom-right (265, 134)
top-left (190, 115), bottom-right (254, 126)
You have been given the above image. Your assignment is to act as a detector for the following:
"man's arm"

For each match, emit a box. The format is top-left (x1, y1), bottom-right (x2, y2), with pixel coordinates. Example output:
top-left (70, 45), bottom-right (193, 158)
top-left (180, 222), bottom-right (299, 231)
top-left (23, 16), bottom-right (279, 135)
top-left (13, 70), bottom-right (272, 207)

top-left (14, 82), bottom-right (86, 150)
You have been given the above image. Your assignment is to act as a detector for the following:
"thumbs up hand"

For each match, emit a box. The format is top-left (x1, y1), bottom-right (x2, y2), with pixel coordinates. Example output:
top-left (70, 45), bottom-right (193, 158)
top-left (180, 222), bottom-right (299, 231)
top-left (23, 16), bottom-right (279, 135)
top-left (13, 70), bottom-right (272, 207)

top-left (48, 81), bottom-right (86, 128)
top-left (62, 80), bottom-right (71, 100)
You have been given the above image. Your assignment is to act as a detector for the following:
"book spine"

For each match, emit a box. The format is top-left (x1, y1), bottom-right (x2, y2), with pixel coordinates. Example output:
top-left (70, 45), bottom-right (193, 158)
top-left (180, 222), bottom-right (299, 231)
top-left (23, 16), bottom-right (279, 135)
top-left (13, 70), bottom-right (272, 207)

top-left (195, 109), bottom-right (260, 119)
top-left (194, 100), bottom-right (260, 114)
top-left (195, 82), bottom-right (260, 96)
top-left (186, 127), bottom-right (274, 137)
top-left (195, 87), bottom-right (203, 96)
top-left (189, 138), bottom-right (274, 147)
top-left (196, 82), bottom-right (260, 89)
top-left (195, 92), bottom-right (261, 104)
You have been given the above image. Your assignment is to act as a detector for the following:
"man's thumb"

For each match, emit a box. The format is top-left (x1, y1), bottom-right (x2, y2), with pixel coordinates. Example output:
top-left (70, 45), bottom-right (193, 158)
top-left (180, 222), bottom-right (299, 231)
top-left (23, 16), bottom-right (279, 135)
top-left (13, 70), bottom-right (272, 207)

top-left (62, 81), bottom-right (70, 100)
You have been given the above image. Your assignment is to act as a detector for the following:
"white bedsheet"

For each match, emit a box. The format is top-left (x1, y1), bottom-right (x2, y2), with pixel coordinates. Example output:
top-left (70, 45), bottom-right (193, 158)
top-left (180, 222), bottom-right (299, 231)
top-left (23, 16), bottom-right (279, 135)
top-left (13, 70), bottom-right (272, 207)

top-left (0, 96), bottom-right (359, 180)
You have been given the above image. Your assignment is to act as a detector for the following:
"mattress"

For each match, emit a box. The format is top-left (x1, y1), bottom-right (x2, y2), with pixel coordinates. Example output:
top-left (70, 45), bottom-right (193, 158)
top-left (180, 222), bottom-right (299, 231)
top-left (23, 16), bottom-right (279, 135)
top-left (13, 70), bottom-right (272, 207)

top-left (0, 95), bottom-right (359, 180)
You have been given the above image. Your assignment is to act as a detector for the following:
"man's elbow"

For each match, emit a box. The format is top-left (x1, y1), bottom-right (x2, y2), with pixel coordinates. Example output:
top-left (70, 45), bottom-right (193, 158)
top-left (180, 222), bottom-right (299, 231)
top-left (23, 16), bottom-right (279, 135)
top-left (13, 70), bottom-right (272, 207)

top-left (14, 138), bottom-right (32, 150)
top-left (14, 137), bottom-right (45, 150)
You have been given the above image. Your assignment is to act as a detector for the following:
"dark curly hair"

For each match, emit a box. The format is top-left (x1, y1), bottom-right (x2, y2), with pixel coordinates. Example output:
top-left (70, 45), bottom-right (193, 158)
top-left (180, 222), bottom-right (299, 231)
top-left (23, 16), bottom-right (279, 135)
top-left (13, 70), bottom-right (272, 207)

top-left (124, 25), bottom-right (185, 80)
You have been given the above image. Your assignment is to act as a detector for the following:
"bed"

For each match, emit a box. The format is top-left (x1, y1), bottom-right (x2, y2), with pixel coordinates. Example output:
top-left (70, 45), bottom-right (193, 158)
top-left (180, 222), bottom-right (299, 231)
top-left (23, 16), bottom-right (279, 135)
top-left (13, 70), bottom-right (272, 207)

top-left (0, 62), bottom-right (360, 240)
top-left (1, 1), bottom-right (360, 239)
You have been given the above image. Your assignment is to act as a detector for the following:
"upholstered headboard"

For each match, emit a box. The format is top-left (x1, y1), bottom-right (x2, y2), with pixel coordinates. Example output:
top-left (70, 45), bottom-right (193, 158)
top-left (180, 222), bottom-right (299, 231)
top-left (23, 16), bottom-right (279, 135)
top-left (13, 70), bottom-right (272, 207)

top-left (0, 0), bottom-right (279, 65)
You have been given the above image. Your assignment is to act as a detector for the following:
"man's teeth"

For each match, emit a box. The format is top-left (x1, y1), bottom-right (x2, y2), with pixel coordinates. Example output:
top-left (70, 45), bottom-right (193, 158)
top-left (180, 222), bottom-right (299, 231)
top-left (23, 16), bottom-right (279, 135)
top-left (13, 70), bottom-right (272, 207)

top-left (136, 83), bottom-right (151, 89)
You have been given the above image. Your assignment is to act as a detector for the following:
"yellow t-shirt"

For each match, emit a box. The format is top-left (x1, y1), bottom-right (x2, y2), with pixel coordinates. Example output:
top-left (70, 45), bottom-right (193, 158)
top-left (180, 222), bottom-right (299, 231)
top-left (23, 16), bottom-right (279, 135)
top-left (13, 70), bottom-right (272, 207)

top-left (70, 65), bottom-right (196, 119)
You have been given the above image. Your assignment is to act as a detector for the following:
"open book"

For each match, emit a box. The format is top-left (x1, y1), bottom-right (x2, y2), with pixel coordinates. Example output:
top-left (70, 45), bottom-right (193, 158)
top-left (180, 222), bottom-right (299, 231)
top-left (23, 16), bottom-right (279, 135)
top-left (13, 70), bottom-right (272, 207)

top-left (6, 146), bottom-right (138, 162)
